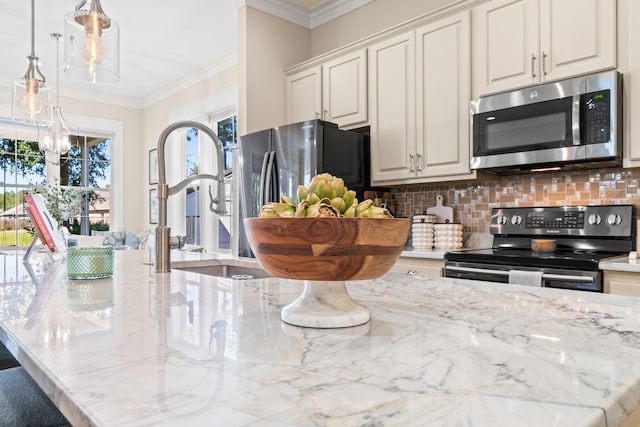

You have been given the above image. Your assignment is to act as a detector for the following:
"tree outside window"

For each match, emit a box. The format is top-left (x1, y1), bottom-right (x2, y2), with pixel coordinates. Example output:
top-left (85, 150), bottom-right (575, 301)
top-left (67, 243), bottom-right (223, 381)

top-left (0, 135), bottom-right (111, 249)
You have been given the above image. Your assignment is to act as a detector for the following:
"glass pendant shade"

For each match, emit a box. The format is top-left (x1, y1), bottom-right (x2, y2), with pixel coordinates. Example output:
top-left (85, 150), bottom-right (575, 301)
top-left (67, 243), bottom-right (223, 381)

top-left (64, 0), bottom-right (120, 83)
top-left (12, 0), bottom-right (51, 124)
top-left (42, 33), bottom-right (78, 162)
top-left (41, 106), bottom-right (74, 155)
top-left (12, 70), bottom-right (51, 124)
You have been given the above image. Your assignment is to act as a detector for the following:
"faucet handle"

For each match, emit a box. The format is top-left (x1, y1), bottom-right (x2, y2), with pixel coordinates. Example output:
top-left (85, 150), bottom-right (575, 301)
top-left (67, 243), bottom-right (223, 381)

top-left (168, 235), bottom-right (186, 249)
top-left (208, 185), bottom-right (227, 214)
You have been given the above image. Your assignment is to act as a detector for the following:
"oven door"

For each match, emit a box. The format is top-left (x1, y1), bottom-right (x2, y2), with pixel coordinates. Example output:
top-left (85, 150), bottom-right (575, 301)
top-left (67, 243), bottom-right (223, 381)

top-left (444, 261), bottom-right (601, 292)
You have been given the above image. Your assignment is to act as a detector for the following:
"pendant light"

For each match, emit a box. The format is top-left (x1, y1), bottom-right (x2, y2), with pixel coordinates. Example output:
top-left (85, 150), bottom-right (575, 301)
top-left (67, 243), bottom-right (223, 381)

top-left (12, 0), bottom-right (51, 124)
top-left (64, 0), bottom-right (120, 83)
top-left (41, 33), bottom-right (77, 161)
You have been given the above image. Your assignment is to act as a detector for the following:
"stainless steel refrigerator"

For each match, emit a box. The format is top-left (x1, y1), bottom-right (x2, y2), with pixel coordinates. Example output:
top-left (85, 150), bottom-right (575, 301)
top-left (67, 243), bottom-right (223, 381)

top-left (235, 120), bottom-right (369, 258)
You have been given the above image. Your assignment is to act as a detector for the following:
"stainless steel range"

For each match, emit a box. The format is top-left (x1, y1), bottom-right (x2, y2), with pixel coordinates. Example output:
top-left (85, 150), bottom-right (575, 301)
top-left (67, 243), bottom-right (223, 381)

top-left (445, 205), bottom-right (635, 292)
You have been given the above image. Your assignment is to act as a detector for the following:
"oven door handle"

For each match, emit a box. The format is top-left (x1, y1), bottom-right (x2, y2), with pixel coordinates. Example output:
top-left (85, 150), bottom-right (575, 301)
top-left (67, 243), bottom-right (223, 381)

top-left (446, 266), bottom-right (595, 283)
top-left (541, 273), bottom-right (595, 283)
top-left (446, 266), bottom-right (510, 276)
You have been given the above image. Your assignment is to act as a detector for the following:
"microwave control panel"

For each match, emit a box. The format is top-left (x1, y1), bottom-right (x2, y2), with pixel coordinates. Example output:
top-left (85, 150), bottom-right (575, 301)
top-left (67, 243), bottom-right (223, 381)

top-left (583, 89), bottom-right (610, 144)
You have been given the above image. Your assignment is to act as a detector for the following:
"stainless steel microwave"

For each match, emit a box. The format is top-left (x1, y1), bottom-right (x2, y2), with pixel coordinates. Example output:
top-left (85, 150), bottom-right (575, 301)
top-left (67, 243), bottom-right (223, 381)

top-left (471, 71), bottom-right (622, 172)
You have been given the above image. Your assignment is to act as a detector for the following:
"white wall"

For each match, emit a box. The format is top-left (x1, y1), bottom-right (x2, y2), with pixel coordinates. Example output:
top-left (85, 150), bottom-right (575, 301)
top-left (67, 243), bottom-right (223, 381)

top-left (310, 0), bottom-right (459, 56)
top-left (238, 6), bottom-right (311, 136)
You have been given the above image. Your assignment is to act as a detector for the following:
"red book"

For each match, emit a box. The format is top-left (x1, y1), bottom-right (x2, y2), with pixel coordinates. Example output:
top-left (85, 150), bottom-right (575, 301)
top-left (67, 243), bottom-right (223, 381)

top-left (24, 193), bottom-right (65, 253)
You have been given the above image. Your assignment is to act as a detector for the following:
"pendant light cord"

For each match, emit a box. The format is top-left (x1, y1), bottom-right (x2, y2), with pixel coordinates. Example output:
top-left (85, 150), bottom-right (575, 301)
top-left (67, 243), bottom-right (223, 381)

top-left (53, 33), bottom-right (61, 106)
top-left (29, 0), bottom-right (35, 56)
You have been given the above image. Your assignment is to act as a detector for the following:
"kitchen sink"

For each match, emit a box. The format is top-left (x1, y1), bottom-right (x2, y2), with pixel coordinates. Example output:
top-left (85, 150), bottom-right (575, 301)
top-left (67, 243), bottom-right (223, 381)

top-left (175, 264), bottom-right (270, 279)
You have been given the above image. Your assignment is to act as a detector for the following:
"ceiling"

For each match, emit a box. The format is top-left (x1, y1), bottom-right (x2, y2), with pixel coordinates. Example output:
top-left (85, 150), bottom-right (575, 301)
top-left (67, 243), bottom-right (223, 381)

top-left (0, 0), bottom-right (345, 108)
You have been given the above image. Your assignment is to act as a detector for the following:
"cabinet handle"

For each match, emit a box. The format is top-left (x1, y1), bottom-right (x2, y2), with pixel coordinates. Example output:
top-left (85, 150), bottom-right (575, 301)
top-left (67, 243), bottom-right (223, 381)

top-left (323, 109), bottom-right (328, 120)
top-left (542, 51), bottom-right (548, 76)
top-left (409, 154), bottom-right (415, 173)
top-left (530, 53), bottom-right (536, 78)
top-left (315, 112), bottom-right (320, 119)
top-left (416, 153), bottom-right (422, 172)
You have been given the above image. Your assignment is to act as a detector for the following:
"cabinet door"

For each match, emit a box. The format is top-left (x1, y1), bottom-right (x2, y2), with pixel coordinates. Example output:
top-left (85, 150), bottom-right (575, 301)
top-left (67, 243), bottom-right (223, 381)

top-left (474, 0), bottom-right (539, 95)
top-left (604, 271), bottom-right (640, 296)
top-left (368, 32), bottom-right (416, 184)
top-left (392, 258), bottom-right (444, 277)
top-left (322, 49), bottom-right (368, 128)
top-left (416, 11), bottom-right (471, 178)
top-left (539, 0), bottom-right (616, 81)
top-left (286, 66), bottom-right (322, 124)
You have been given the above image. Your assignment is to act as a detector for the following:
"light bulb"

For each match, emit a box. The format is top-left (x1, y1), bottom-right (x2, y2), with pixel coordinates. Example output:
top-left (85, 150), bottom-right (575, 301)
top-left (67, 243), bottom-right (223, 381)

top-left (81, 11), bottom-right (108, 71)
top-left (21, 79), bottom-right (43, 115)
top-left (40, 134), bottom-right (52, 152)
top-left (82, 33), bottom-right (108, 69)
top-left (44, 108), bottom-right (72, 155)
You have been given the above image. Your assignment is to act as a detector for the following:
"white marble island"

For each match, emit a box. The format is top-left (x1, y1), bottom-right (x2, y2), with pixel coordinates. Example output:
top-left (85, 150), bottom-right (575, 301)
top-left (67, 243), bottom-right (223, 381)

top-left (2, 250), bottom-right (640, 427)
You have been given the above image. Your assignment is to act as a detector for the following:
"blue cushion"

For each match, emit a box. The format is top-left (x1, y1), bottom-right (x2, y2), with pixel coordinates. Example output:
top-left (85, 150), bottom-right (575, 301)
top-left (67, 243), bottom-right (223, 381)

top-left (137, 230), bottom-right (150, 249)
top-left (124, 232), bottom-right (140, 248)
top-left (102, 231), bottom-right (126, 247)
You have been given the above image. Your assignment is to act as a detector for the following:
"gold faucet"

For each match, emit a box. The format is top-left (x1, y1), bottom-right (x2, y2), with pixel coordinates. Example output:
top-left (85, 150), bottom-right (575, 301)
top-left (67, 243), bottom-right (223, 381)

top-left (155, 121), bottom-right (227, 272)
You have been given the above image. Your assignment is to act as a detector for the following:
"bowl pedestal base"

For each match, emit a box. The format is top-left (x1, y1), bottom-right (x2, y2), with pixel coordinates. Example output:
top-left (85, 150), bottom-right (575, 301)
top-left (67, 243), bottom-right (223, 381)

top-left (281, 281), bottom-right (369, 328)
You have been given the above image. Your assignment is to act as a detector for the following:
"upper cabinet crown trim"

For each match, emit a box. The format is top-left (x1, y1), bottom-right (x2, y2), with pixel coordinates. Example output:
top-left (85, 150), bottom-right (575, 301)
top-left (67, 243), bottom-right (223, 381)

top-left (284, 0), bottom-right (488, 74)
top-left (241, 0), bottom-right (373, 29)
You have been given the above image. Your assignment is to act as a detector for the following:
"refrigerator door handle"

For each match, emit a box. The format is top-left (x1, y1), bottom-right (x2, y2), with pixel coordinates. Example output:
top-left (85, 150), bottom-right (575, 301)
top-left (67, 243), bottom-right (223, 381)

top-left (259, 151), bottom-right (271, 208)
top-left (264, 151), bottom-right (276, 205)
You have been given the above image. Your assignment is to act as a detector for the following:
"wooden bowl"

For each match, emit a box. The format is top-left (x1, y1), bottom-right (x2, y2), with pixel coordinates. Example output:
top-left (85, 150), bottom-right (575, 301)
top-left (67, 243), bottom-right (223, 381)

top-left (243, 217), bottom-right (411, 281)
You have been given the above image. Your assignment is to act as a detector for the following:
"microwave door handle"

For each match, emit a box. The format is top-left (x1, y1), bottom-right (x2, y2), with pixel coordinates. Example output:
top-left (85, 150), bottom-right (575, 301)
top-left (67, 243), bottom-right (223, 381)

top-left (572, 95), bottom-right (581, 145)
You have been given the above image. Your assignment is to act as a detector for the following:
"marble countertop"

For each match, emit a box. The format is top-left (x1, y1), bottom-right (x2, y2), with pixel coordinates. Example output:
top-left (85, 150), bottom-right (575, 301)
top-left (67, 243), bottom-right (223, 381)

top-left (400, 247), bottom-right (448, 259)
top-left (2, 250), bottom-right (640, 426)
top-left (401, 232), bottom-right (494, 259)
top-left (600, 255), bottom-right (640, 273)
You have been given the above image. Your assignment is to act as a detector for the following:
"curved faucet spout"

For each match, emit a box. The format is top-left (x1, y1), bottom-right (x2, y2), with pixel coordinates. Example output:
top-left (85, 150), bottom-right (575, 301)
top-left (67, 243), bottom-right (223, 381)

top-left (155, 121), bottom-right (227, 272)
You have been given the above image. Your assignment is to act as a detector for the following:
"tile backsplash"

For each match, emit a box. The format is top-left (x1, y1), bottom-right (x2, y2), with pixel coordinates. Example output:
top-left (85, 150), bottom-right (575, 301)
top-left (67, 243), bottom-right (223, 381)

top-left (392, 167), bottom-right (640, 233)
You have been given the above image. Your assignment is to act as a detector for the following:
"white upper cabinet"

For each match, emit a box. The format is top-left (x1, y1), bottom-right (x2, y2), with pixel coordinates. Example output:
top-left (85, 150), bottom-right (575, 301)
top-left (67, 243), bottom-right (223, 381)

top-left (474, 0), bottom-right (616, 96)
top-left (322, 50), bottom-right (368, 127)
top-left (286, 49), bottom-right (368, 128)
top-left (369, 11), bottom-right (474, 185)
top-left (286, 66), bottom-right (322, 125)
top-left (369, 32), bottom-right (417, 182)
top-left (416, 12), bottom-right (472, 179)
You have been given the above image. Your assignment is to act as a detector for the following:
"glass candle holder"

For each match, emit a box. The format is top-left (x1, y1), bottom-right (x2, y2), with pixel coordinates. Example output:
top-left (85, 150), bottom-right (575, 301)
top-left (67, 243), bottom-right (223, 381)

top-left (67, 247), bottom-right (114, 280)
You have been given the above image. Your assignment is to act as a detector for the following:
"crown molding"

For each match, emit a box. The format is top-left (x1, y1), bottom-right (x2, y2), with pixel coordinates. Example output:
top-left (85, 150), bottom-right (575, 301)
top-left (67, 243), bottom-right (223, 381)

top-left (309, 0), bottom-right (373, 28)
top-left (141, 50), bottom-right (238, 108)
top-left (0, 50), bottom-right (238, 110)
top-left (239, 0), bottom-right (372, 29)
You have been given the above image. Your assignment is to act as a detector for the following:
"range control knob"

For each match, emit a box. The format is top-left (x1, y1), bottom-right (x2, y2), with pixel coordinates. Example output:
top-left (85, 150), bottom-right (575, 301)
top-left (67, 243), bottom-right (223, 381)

top-left (607, 213), bottom-right (622, 226)
top-left (511, 215), bottom-right (522, 225)
top-left (588, 214), bottom-right (601, 225)
top-left (496, 215), bottom-right (508, 225)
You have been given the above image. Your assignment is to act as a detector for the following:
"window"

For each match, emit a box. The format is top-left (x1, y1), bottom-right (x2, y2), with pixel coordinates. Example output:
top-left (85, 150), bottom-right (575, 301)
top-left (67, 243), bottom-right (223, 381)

top-left (0, 135), bottom-right (45, 248)
top-left (214, 114), bottom-right (236, 251)
top-left (61, 136), bottom-right (111, 236)
top-left (185, 128), bottom-right (200, 245)
top-left (181, 113), bottom-right (236, 251)
top-left (0, 123), bottom-right (111, 249)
